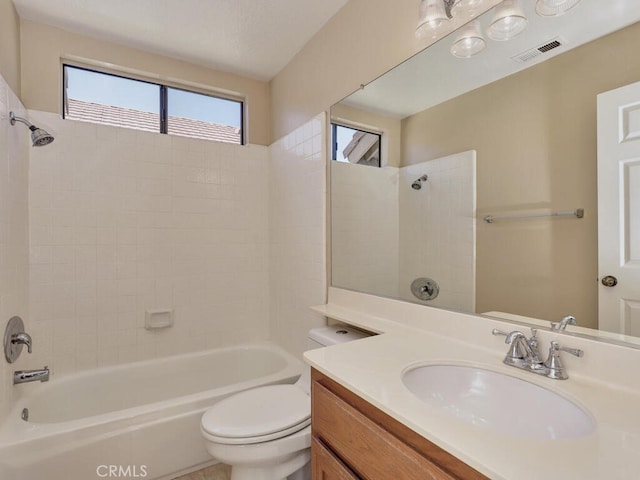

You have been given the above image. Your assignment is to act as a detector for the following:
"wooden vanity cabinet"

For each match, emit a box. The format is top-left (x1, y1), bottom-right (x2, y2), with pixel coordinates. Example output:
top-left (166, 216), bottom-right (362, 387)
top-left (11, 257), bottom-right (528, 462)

top-left (311, 369), bottom-right (488, 480)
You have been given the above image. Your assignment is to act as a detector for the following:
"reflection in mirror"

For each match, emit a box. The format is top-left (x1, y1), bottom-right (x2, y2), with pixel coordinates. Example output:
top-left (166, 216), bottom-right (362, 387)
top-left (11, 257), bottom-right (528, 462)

top-left (331, 123), bottom-right (381, 167)
top-left (330, 0), bottom-right (640, 343)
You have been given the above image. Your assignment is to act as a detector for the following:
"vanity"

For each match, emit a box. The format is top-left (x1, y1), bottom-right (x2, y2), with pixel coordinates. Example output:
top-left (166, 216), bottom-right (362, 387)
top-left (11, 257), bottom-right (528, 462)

top-left (304, 288), bottom-right (640, 480)
top-left (311, 369), bottom-right (486, 479)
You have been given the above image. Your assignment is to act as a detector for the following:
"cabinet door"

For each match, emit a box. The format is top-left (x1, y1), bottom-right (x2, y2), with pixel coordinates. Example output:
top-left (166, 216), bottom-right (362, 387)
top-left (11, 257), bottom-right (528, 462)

top-left (311, 369), bottom-right (487, 480)
top-left (312, 437), bottom-right (359, 480)
top-left (313, 381), bottom-right (456, 480)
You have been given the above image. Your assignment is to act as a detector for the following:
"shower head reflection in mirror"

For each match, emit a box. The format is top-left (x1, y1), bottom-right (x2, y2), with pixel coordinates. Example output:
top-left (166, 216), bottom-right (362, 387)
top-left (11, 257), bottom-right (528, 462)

top-left (411, 175), bottom-right (429, 190)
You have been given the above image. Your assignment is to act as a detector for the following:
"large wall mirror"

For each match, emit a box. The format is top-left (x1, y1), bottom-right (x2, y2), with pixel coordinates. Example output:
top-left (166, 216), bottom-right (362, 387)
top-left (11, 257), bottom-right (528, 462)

top-left (330, 0), bottom-right (640, 343)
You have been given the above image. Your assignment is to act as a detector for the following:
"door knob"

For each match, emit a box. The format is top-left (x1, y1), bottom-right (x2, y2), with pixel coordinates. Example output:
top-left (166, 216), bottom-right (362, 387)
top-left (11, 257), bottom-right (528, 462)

top-left (601, 275), bottom-right (618, 287)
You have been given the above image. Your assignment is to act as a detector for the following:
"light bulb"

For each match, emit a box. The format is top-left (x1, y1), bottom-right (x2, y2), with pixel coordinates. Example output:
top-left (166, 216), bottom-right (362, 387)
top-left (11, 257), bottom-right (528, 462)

top-left (487, 0), bottom-right (527, 41)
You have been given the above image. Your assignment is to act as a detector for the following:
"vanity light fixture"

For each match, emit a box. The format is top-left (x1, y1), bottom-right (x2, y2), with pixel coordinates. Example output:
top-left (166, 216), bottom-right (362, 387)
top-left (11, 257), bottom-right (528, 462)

top-left (416, 0), bottom-right (452, 38)
top-left (418, 0), bottom-right (580, 58)
top-left (450, 20), bottom-right (486, 58)
top-left (451, 0), bottom-right (486, 17)
top-left (486, 0), bottom-right (528, 41)
top-left (535, 0), bottom-right (582, 17)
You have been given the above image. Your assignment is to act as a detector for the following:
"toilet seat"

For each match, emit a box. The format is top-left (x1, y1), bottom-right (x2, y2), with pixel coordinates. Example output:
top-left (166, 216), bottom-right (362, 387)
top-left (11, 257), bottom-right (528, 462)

top-left (201, 384), bottom-right (310, 445)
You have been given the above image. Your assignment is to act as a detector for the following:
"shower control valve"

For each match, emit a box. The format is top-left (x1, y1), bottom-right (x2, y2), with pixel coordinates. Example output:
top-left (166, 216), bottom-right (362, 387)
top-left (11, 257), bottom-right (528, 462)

top-left (410, 277), bottom-right (439, 301)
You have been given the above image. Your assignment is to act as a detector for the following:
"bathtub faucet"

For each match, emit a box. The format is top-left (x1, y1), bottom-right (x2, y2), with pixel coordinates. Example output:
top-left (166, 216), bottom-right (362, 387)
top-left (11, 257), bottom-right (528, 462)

top-left (14, 366), bottom-right (49, 385)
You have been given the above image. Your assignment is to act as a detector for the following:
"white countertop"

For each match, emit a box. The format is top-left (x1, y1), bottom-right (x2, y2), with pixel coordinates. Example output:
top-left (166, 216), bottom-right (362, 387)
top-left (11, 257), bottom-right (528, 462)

top-left (305, 293), bottom-right (640, 480)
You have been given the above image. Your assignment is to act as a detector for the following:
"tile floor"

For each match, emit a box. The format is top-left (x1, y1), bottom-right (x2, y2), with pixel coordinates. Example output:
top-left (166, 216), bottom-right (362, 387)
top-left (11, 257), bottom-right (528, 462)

top-left (173, 463), bottom-right (230, 480)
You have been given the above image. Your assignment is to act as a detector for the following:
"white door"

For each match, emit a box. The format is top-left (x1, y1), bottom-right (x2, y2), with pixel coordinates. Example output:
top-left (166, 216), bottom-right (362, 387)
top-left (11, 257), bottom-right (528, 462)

top-left (597, 81), bottom-right (640, 335)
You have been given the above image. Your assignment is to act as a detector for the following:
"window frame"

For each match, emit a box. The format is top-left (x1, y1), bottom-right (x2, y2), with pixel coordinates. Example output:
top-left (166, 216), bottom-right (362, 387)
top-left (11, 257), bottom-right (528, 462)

top-left (62, 63), bottom-right (245, 145)
top-left (331, 122), bottom-right (382, 168)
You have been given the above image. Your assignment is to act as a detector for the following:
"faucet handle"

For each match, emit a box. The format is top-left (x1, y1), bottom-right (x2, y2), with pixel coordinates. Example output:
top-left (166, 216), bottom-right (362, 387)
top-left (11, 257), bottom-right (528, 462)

top-left (554, 342), bottom-right (583, 358)
top-left (11, 332), bottom-right (32, 354)
top-left (544, 341), bottom-right (583, 380)
top-left (491, 328), bottom-right (509, 339)
top-left (493, 329), bottom-right (529, 364)
top-left (492, 329), bottom-right (522, 349)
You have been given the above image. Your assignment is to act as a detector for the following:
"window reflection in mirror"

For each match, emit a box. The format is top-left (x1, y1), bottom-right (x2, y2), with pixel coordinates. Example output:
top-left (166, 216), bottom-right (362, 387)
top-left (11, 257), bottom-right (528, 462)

top-left (331, 123), bottom-right (381, 168)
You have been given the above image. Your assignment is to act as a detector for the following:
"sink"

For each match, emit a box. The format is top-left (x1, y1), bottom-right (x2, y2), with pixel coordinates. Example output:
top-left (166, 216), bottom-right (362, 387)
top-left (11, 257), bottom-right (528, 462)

top-left (402, 365), bottom-right (595, 440)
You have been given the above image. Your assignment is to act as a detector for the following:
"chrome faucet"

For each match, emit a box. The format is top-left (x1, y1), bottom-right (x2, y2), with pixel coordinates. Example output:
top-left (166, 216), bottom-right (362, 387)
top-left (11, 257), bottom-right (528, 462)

top-left (492, 329), bottom-right (549, 375)
top-left (4, 316), bottom-right (33, 363)
top-left (493, 329), bottom-right (583, 379)
top-left (14, 366), bottom-right (49, 384)
top-left (551, 315), bottom-right (577, 331)
top-left (11, 332), bottom-right (32, 353)
top-left (544, 342), bottom-right (583, 380)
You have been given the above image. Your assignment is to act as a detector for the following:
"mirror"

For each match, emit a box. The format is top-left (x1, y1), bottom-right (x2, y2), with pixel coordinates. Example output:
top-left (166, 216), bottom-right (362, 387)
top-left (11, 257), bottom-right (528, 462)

top-left (330, 0), bottom-right (640, 343)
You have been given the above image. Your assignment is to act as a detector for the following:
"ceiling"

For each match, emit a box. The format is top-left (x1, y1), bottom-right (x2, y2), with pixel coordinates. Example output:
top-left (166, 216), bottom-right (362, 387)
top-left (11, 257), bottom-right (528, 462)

top-left (12, 0), bottom-right (349, 80)
top-left (342, 0), bottom-right (640, 118)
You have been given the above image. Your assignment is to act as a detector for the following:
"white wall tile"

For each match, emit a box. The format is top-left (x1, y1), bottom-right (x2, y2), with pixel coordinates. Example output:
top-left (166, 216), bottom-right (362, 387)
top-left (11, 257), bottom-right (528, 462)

top-left (1, 98), bottom-right (329, 419)
top-left (399, 152), bottom-right (476, 311)
top-left (27, 111), bottom-right (271, 377)
top-left (268, 113), bottom-right (327, 358)
top-left (0, 76), bottom-right (30, 417)
top-left (331, 161), bottom-right (400, 298)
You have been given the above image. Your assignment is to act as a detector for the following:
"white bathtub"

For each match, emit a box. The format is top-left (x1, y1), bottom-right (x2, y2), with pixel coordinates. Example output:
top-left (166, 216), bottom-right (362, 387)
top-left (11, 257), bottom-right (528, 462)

top-left (0, 343), bottom-right (303, 480)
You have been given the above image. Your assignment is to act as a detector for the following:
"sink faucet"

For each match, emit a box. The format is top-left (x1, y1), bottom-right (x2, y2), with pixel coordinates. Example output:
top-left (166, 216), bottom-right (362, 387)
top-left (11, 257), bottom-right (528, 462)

top-left (551, 315), bottom-right (577, 331)
top-left (13, 366), bottom-right (49, 384)
top-left (492, 329), bottom-right (549, 375)
top-left (493, 329), bottom-right (583, 379)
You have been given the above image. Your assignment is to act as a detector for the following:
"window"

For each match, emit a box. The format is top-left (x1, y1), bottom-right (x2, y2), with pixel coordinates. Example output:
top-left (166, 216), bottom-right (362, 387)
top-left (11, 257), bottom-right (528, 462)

top-left (331, 123), bottom-right (381, 167)
top-left (63, 65), bottom-right (244, 144)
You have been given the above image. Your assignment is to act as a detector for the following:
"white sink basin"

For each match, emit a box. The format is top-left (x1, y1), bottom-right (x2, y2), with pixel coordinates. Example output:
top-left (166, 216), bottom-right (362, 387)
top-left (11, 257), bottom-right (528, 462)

top-left (402, 365), bottom-right (595, 440)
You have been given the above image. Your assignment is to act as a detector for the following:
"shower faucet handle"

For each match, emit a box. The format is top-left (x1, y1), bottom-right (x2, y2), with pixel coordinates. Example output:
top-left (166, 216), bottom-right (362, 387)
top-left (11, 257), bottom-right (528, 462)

top-left (11, 333), bottom-right (32, 354)
top-left (4, 316), bottom-right (32, 363)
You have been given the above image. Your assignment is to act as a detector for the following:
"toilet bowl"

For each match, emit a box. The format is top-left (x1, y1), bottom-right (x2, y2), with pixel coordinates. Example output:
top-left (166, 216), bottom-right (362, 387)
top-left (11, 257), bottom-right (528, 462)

top-left (200, 325), bottom-right (370, 480)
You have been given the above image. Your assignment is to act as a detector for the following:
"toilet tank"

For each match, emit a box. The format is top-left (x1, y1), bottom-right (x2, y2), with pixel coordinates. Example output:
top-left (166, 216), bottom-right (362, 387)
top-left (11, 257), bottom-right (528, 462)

top-left (307, 325), bottom-right (371, 350)
top-left (295, 325), bottom-right (372, 395)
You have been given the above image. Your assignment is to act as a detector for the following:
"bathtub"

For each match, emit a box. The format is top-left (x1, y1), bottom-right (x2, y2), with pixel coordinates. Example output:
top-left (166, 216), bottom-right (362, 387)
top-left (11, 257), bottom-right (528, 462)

top-left (0, 343), bottom-right (303, 480)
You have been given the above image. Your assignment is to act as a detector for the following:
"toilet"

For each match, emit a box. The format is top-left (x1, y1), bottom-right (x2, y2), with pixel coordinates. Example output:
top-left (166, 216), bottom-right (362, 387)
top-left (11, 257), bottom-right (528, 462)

top-left (200, 325), bottom-right (370, 480)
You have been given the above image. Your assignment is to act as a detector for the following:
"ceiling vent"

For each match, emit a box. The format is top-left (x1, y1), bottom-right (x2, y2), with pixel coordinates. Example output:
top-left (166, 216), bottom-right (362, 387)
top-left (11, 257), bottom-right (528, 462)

top-left (512, 37), bottom-right (566, 64)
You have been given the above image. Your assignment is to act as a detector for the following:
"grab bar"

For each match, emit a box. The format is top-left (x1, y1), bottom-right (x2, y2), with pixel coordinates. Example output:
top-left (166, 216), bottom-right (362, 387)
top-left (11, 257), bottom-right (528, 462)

top-left (483, 208), bottom-right (584, 224)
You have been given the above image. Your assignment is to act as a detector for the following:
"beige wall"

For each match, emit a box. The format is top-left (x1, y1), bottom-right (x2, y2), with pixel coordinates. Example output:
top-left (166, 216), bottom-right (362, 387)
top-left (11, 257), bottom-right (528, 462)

top-left (19, 20), bottom-right (271, 146)
top-left (270, 0), bottom-right (502, 143)
top-left (401, 23), bottom-right (640, 329)
top-left (0, 0), bottom-right (21, 94)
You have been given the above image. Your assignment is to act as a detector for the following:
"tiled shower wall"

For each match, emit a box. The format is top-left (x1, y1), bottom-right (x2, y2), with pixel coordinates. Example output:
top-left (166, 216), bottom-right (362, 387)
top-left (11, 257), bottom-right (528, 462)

top-left (0, 76), bottom-right (30, 417)
top-left (27, 111), bottom-right (271, 376)
top-left (399, 152), bottom-right (476, 311)
top-left (328, 151), bottom-right (475, 312)
top-left (268, 113), bottom-right (327, 358)
top-left (331, 161), bottom-right (399, 298)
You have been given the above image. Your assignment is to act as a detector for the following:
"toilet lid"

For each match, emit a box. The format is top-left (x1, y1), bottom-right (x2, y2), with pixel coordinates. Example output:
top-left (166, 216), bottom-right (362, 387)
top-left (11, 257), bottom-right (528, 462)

top-left (201, 384), bottom-right (310, 442)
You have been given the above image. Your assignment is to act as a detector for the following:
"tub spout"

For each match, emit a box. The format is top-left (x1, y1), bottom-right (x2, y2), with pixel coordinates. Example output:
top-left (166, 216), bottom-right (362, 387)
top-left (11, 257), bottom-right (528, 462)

top-left (14, 366), bottom-right (49, 384)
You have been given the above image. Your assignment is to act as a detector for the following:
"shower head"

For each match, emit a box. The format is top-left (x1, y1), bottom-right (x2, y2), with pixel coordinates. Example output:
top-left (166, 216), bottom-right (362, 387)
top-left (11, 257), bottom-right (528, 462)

top-left (411, 174), bottom-right (428, 190)
top-left (9, 112), bottom-right (55, 147)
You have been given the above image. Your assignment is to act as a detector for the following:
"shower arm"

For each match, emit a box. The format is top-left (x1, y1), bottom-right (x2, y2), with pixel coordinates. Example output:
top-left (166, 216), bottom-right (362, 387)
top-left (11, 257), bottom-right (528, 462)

top-left (10, 112), bottom-right (36, 130)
